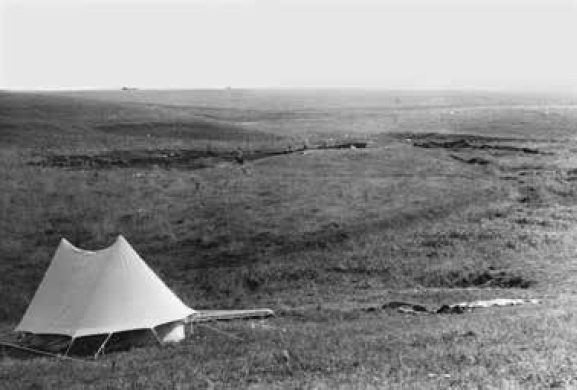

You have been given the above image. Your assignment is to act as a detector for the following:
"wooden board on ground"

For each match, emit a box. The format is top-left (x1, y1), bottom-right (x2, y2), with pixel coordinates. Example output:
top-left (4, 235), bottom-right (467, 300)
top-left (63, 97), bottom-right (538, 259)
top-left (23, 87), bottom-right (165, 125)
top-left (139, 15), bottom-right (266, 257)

top-left (193, 309), bottom-right (274, 323)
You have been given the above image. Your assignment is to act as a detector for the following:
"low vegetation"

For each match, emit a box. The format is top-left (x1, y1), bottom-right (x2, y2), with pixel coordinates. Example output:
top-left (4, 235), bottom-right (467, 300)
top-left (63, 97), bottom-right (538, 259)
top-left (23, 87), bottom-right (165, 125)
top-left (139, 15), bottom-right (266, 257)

top-left (1, 90), bottom-right (577, 388)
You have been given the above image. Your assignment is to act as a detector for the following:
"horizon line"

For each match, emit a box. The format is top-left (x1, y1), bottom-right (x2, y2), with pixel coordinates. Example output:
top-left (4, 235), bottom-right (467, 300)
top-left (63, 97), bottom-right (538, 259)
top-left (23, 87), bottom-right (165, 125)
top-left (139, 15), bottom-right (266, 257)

top-left (2, 86), bottom-right (576, 96)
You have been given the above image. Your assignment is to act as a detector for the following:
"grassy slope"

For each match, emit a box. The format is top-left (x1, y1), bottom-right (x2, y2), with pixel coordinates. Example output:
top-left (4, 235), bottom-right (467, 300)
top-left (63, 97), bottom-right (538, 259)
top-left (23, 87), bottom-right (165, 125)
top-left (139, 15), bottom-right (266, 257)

top-left (54, 89), bottom-right (577, 140)
top-left (1, 91), bottom-right (577, 388)
top-left (0, 91), bottom-right (282, 151)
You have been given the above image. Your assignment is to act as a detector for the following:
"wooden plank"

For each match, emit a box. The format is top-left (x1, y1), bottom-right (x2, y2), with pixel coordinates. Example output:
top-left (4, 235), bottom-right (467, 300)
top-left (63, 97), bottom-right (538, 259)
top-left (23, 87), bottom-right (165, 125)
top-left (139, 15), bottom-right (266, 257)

top-left (192, 309), bottom-right (274, 323)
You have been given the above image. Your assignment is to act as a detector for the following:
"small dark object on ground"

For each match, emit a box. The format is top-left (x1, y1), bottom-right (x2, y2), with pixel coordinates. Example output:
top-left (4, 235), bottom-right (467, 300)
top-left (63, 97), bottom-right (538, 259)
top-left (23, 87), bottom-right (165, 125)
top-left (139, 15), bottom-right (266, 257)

top-left (318, 141), bottom-right (368, 150)
top-left (336, 141), bottom-right (368, 149)
top-left (450, 155), bottom-right (492, 165)
top-left (441, 330), bottom-right (477, 342)
top-left (382, 301), bottom-right (430, 313)
top-left (436, 305), bottom-right (467, 314)
top-left (235, 149), bottom-right (245, 165)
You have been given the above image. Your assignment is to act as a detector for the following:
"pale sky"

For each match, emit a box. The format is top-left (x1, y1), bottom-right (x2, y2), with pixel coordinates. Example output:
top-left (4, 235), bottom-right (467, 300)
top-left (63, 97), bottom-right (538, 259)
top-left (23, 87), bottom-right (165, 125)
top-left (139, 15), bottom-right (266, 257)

top-left (1, 0), bottom-right (576, 92)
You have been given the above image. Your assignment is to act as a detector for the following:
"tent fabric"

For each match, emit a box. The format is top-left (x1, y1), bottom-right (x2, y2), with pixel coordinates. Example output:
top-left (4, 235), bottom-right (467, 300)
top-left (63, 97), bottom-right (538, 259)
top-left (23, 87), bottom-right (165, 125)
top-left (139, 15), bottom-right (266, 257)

top-left (16, 236), bottom-right (195, 338)
top-left (156, 321), bottom-right (186, 343)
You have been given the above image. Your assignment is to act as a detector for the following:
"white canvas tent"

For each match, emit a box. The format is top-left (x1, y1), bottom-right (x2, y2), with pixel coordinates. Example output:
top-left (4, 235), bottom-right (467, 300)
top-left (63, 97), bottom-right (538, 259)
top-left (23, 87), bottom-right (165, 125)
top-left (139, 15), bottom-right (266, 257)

top-left (15, 235), bottom-right (195, 356)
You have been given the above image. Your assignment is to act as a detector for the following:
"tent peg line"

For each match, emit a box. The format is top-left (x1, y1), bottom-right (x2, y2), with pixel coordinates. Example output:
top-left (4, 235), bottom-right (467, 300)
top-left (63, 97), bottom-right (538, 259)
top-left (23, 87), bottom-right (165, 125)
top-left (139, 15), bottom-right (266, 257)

top-left (0, 341), bottom-right (93, 363)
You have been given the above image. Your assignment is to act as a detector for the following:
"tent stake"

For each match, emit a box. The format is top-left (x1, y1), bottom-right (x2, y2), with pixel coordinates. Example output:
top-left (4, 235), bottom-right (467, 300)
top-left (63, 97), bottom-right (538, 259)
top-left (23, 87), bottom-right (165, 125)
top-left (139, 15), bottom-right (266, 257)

top-left (64, 337), bottom-right (75, 357)
top-left (150, 328), bottom-right (163, 346)
top-left (94, 333), bottom-right (113, 359)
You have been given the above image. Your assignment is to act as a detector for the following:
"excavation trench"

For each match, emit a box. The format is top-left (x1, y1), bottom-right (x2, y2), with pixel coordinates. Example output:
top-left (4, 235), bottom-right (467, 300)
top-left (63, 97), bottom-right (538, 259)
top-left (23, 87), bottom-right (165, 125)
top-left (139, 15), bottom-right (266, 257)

top-left (32, 141), bottom-right (370, 170)
top-left (401, 132), bottom-right (546, 155)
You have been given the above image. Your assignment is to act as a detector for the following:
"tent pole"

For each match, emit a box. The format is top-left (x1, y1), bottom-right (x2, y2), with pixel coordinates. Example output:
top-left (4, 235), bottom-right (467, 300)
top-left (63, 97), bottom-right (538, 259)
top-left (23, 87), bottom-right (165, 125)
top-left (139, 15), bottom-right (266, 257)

top-left (150, 328), bottom-right (163, 346)
top-left (94, 333), bottom-right (113, 359)
top-left (64, 337), bottom-right (75, 357)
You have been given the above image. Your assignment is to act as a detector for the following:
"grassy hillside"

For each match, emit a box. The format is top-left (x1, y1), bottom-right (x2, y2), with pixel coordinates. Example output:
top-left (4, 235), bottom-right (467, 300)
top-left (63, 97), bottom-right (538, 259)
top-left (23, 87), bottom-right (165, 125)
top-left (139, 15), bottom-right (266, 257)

top-left (0, 92), bottom-right (283, 151)
top-left (2, 90), bottom-right (577, 388)
top-left (53, 89), bottom-right (577, 143)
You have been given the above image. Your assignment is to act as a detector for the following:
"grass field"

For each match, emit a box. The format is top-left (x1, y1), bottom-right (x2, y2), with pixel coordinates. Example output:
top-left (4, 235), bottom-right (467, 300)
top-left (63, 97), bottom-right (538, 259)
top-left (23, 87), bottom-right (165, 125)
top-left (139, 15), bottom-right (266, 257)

top-left (1, 89), bottom-right (577, 388)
